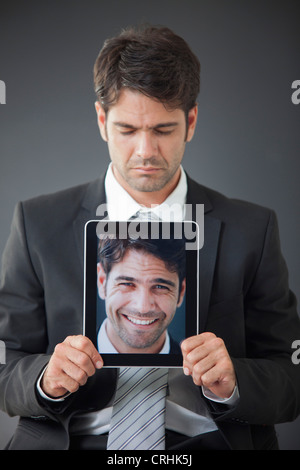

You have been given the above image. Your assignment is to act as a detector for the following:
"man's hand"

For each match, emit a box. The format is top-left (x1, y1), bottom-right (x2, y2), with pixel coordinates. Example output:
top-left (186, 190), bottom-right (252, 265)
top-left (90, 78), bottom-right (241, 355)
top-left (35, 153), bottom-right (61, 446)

top-left (181, 332), bottom-right (236, 399)
top-left (41, 335), bottom-right (103, 398)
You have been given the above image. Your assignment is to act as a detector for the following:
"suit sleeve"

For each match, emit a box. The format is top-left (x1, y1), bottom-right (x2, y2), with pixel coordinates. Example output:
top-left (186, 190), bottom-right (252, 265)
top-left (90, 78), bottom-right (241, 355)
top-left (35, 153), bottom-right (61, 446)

top-left (211, 210), bottom-right (300, 425)
top-left (0, 202), bottom-right (52, 418)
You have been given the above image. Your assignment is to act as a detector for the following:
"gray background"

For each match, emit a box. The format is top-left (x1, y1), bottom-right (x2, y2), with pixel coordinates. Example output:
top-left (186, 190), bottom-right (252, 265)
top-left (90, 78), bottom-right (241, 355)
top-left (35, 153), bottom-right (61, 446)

top-left (0, 0), bottom-right (299, 450)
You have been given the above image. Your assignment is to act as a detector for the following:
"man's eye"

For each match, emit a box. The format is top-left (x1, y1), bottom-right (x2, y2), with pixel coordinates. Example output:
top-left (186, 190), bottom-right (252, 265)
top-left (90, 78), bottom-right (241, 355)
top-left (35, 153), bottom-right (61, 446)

top-left (155, 129), bottom-right (173, 135)
top-left (154, 285), bottom-right (170, 291)
top-left (120, 130), bottom-right (135, 135)
top-left (119, 129), bottom-right (172, 136)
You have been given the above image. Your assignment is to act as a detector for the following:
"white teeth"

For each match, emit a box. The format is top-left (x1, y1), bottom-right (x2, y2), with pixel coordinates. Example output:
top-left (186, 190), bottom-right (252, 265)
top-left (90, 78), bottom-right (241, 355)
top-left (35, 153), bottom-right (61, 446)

top-left (127, 316), bottom-right (157, 326)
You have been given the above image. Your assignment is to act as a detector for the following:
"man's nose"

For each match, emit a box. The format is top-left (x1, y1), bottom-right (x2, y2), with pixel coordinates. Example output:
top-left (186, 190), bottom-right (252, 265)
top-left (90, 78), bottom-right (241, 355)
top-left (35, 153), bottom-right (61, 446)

top-left (136, 132), bottom-right (157, 159)
top-left (133, 288), bottom-right (155, 314)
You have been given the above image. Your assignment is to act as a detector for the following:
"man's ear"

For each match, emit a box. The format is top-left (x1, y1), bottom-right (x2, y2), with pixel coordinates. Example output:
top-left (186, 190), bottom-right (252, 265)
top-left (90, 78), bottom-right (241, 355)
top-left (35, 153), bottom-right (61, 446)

top-left (177, 278), bottom-right (186, 307)
top-left (186, 105), bottom-right (198, 142)
top-left (95, 101), bottom-right (108, 142)
top-left (97, 262), bottom-right (107, 299)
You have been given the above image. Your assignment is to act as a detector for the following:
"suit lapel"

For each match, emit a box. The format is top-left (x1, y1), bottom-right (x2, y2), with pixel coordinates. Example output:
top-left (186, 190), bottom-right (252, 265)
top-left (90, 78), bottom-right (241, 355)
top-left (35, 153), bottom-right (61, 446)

top-left (198, 216), bottom-right (221, 332)
top-left (186, 175), bottom-right (222, 332)
top-left (73, 175), bottom-right (107, 270)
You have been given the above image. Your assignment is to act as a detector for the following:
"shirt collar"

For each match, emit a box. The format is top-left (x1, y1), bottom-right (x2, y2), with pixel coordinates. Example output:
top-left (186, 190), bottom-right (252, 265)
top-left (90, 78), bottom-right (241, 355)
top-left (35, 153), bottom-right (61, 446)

top-left (97, 319), bottom-right (170, 354)
top-left (104, 163), bottom-right (187, 221)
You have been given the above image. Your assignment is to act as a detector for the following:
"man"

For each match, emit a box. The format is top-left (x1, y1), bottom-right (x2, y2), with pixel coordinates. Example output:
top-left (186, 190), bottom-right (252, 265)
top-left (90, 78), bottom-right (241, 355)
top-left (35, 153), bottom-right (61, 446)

top-left (96, 235), bottom-right (186, 354)
top-left (0, 25), bottom-right (299, 450)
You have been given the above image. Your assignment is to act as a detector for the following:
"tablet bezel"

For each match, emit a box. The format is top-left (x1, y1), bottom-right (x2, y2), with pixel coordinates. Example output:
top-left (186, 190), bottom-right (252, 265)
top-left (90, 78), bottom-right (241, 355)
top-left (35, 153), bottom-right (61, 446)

top-left (83, 220), bottom-right (199, 367)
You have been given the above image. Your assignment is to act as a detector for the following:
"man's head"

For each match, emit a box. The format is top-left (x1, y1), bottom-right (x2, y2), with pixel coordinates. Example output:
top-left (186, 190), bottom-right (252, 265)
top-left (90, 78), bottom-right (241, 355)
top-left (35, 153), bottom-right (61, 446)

top-left (97, 235), bottom-right (186, 353)
top-left (93, 26), bottom-right (200, 204)
top-left (93, 25), bottom-right (200, 118)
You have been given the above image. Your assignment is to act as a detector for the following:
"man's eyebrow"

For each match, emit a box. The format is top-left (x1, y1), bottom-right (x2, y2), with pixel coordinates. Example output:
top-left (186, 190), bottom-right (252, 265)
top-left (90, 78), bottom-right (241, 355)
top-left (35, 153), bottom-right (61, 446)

top-left (152, 278), bottom-right (176, 288)
top-left (114, 275), bottom-right (176, 288)
top-left (112, 121), bottom-right (179, 130)
top-left (115, 276), bottom-right (136, 282)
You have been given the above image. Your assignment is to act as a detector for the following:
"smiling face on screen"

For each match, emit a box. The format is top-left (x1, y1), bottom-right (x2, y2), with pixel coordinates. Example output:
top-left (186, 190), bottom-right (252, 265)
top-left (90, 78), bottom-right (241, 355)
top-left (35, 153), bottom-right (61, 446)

top-left (97, 248), bottom-right (186, 353)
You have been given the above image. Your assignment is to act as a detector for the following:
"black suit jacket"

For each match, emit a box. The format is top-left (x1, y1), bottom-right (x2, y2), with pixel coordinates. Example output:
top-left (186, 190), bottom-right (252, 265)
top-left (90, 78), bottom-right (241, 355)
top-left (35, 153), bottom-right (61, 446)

top-left (0, 173), bottom-right (300, 450)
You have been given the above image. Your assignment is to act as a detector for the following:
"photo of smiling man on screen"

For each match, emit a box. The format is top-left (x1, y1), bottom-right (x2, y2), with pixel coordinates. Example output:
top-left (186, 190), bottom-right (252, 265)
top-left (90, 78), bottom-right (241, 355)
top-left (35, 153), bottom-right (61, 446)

top-left (96, 235), bottom-right (186, 355)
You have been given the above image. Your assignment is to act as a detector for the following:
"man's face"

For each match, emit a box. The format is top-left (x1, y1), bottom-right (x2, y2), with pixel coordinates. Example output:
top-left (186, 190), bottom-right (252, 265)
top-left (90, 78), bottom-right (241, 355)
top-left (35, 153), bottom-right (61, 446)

top-left (97, 249), bottom-right (186, 353)
top-left (95, 89), bottom-right (197, 204)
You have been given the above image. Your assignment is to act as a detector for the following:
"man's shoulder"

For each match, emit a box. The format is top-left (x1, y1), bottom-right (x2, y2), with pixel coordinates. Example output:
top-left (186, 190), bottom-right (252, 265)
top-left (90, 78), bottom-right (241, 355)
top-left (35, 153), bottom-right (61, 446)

top-left (11, 177), bottom-right (106, 242)
top-left (22, 178), bottom-right (98, 206)
top-left (20, 177), bottom-right (105, 217)
top-left (187, 175), bottom-right (274, 223)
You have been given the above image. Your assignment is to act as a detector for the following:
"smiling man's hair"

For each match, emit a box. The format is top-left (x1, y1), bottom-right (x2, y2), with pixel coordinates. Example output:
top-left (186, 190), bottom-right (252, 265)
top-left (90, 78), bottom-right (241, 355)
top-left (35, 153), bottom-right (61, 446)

top-left (98, 232), bottom-right (186, 289)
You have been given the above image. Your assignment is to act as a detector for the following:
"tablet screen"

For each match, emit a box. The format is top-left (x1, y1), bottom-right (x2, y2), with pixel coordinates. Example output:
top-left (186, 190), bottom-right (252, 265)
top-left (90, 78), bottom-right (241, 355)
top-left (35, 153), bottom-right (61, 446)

top-left (83, 220), bottom-right (199, 367)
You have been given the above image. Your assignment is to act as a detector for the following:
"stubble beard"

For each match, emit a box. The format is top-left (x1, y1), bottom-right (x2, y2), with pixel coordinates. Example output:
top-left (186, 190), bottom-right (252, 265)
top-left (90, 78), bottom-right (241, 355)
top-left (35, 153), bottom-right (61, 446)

top-left (119, 163), bottom-right (181, 193)
top-left (109, 312), bottom-right (168, 352)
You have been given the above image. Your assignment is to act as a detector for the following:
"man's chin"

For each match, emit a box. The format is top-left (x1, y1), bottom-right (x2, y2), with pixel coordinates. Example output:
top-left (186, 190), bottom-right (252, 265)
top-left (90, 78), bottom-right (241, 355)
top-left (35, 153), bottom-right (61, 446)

top-left (126, 179), bottom-right (168, 193)
top-left (117, 332), bottom-right (164, 354)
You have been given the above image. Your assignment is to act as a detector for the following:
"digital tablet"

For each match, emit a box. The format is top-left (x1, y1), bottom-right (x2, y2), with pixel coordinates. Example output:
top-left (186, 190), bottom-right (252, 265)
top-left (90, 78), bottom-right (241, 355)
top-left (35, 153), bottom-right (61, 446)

top-left (83, 220), bottom-right (199, 367)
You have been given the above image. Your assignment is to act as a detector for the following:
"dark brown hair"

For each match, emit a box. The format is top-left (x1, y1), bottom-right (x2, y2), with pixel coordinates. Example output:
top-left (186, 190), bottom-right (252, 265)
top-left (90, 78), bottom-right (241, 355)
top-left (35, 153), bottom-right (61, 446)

top-left (98, 234), bottom-right (186, 289)
top-left (93, 25), bottom-right (200, 116)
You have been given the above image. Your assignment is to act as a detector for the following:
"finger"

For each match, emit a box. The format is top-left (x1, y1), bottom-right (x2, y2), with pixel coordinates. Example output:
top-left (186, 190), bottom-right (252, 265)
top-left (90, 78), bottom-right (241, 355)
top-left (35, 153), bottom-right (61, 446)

top-left (182, 335), bottom-right (212, 376)
top-left (181, 332), bottom-right (216, 356)
top-left (41, 359), bottom-right (84, 397)
top-left (183, 349), bottom-right (217, 382)
top-left (53, 341), bottom-right (95, 379)
top-left (184, 336), bottom-right (225, 366)
top-left (183, 352), bottom-right (216, 382)
top-left (61, 357), bottom-right (90, 386)
top-left (200, 361), bottom-right (236, 397)
top-left (56, 370), bottom-right (83, 394)
top-left (200, 364), bottom-right (222, 389)
top-left (183, 337), bottom-right (229, 381)
top-left (64, 335), bottom-right (103, 369)
top-left (64, 345), bottom-right (98, 378)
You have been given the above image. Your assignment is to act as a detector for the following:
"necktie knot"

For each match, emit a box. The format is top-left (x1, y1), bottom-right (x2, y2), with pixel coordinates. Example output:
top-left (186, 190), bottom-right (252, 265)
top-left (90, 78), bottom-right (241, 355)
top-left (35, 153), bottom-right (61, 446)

top-left (130, 210), bottom-right (161, 221)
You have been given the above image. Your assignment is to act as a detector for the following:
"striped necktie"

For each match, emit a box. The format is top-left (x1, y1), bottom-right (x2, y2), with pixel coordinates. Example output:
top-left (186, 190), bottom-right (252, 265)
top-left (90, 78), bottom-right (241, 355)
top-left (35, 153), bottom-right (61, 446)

top-left (107, 209), bottom-right (168, 450)
top-left (129, 209), bottom-right (160, 221)
top-left (107, 367), bottom-right (168, 450)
